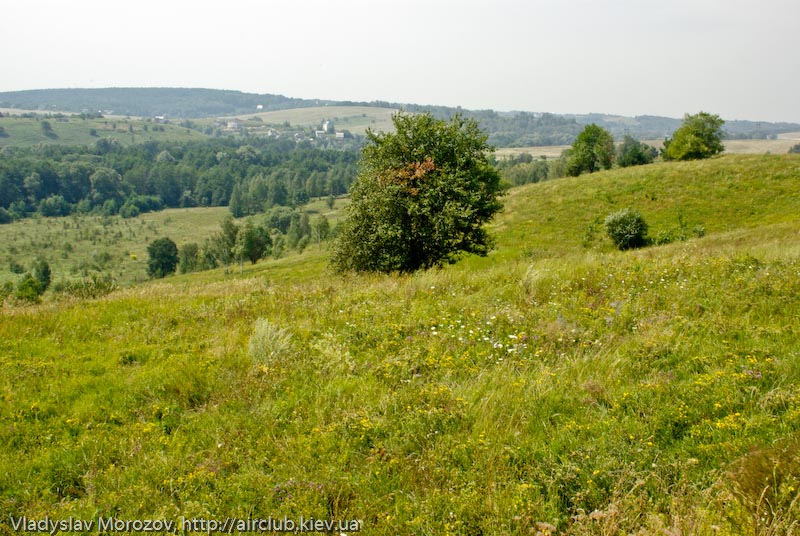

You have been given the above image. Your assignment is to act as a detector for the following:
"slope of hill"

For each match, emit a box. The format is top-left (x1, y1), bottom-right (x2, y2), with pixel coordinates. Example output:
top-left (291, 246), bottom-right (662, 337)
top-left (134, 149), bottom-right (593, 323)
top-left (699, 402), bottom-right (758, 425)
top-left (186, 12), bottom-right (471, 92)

top-left (0, 114), bottom-right (207, 148)
top-left (2, 154), bottom-right (799, 534)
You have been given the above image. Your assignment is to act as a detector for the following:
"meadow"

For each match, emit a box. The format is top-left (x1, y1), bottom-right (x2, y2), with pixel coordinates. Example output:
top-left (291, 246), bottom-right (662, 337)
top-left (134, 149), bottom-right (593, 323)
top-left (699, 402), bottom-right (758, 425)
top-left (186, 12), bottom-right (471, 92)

top-left (0, 207), bottom-right (231, 288)
top-left (228, 106), bottom-right (399, 135)
top-left (0, 114), bottom-right (205, 148)
top-left (0, 196), bottom-right (348, 290)
top-left (1, 154), bottom-right (799, 534)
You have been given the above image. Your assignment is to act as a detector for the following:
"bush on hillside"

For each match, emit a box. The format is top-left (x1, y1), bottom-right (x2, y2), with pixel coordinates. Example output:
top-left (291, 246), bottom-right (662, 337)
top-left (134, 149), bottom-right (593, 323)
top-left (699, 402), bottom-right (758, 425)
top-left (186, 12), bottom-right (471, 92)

top-left (605, 208), bottom-right (649, 250)
top-left (52, 273), bottom-right (118, 299)
top-left (14, 274), bottom-right (45, 303)
top-left (146, 237), bottom-right (178, 278)
top-left (617, 136), bottom-right (658, 167)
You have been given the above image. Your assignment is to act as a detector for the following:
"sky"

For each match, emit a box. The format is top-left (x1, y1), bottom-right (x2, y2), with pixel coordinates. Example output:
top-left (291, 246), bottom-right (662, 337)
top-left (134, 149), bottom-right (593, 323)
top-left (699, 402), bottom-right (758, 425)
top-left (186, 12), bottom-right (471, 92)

top-left (1, 0), bottom-right (798, 122)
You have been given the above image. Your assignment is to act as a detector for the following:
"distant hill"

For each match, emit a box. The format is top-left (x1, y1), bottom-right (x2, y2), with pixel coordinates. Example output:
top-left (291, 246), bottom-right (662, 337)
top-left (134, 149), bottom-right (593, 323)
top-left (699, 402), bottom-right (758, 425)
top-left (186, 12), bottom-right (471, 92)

top-left (564, 113), bottom-right (800, 141)
top-left (0, 88), bottom-right (332, 119)
top-left (2, 87), bottom-right (799, 147)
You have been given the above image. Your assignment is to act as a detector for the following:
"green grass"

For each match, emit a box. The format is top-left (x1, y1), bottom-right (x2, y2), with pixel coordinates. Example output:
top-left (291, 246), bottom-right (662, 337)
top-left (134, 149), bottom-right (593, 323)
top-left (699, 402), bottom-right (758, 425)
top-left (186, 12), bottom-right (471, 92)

top-left (0, 115), bottom-right (206, 148)
top-left (2, 155), bottom-right (800, 534)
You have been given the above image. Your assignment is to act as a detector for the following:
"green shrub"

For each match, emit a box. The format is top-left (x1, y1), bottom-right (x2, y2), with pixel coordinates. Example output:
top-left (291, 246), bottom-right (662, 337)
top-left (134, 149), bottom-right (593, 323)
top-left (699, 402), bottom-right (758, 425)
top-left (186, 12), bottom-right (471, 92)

top-left (0, 207), bottom-right (15, 224)
top-left (146, 237), bottom-right (178, 278)
top-left (0, 281), bottom-right (13, 302)
top-left (14, 274), bottom-right (45, 303)
top-left (31, 258), bottom-right (51, 292)
top-left (118, 201), bottom-right (140, 219)
top-left (604, 208), bottom-right (649, 250)
top-left (8, 258), bottom-right (25, 274)
top-left (52, 273), bottom-right (117, 299)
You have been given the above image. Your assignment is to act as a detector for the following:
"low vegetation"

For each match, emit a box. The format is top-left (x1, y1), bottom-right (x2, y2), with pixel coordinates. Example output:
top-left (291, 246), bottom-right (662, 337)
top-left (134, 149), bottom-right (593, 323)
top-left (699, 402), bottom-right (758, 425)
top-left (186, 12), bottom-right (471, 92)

top-left (604, 208), bottom-right (649, 250)
top-left (1, 154), bottom-right (799, 534)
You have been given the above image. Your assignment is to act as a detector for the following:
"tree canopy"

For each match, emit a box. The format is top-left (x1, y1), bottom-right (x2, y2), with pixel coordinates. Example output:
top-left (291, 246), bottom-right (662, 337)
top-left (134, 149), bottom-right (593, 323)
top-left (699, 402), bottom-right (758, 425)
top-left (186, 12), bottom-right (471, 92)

top-left (0, 137), bottom-right (358, 222)
top-left (332, 112), bottom-right (506, 273)
top-left (565, 124), bottom-right (614, 176)
top-left (663, 112), bottom-right (725, 161)
top-left (617, 136), bottom-right (658, 167)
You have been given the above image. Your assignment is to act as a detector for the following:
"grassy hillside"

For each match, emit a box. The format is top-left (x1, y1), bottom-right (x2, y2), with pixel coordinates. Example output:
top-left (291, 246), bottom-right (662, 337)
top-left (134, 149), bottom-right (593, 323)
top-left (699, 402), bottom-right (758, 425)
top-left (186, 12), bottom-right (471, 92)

top-left (0, 207), bottom-right (231, 288)
top-left (0, 197), bottom-right (348, 289)
top-left (1, 155), bottom-right (800, 534)
top-left (0, 114), bottom-right (207, 148)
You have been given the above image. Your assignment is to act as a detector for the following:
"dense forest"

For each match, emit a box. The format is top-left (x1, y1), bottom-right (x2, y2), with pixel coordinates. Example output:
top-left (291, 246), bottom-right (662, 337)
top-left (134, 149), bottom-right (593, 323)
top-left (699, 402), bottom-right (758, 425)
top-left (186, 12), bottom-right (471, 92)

top-left (0, 137), bottom-right (358, 223)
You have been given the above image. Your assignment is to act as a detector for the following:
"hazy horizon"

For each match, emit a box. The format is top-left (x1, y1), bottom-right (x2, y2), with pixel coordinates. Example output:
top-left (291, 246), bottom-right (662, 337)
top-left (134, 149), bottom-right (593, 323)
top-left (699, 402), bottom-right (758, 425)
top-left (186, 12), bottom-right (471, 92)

top-left (2, 0), bottom-right (798, 123)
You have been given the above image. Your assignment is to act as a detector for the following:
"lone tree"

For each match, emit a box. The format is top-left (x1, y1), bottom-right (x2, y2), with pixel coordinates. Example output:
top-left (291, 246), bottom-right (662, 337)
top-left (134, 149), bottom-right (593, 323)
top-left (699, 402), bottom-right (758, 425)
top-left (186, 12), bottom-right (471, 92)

top-left (565, 124), bottom-right (615, 176)
top-left (663, 112), bottom-right (725, 161)
top-left (332, 112), bottom-right (505, 273)
top-left (233, 221), bottom-right (271, 270)
top-left (147, 237), bottom-right (178, 278)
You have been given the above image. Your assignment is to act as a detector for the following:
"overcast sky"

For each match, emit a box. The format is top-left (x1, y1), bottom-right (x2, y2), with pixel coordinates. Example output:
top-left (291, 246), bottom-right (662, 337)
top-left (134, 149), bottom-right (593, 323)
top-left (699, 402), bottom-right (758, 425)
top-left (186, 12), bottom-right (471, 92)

top-left (2, 0), bottom-right (798, 122)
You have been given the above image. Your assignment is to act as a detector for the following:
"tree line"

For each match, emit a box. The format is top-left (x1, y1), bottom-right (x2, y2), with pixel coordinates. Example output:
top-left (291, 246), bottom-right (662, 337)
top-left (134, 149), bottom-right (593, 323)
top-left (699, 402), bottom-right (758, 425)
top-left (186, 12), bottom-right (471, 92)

top-left (494, 112), bottom-right (726, 186)
top-left (0, 137), bottom-right (358, 223)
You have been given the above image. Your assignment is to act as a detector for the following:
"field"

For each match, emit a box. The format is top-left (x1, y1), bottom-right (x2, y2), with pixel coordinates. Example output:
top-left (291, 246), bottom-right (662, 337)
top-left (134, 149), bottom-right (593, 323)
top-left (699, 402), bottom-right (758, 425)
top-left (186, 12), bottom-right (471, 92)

top-left (0, 115), bottom-right (206, 148)
top-left (0, 207), bottom-right (230, 288)
top-left (1, 155), bottom-right (800, 534)
top-left (494, 145), bottom-right (571, 160)
top-left (722, 134), bottom-right (800, 155)
top-left (229, 106), bottom-right (399, 134)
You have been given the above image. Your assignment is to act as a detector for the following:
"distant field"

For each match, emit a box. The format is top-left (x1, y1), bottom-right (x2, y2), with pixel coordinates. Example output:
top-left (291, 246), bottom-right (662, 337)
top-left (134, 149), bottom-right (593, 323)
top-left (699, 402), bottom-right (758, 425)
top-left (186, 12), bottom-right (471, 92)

top-left (0, 114), bottom-right (206, 147)
top-left (232, 105), bottom-right (399, 134)
top-left (494, 145), bottom-right (570, 159)
top-left (724, 135), bottom-right (800, 154)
